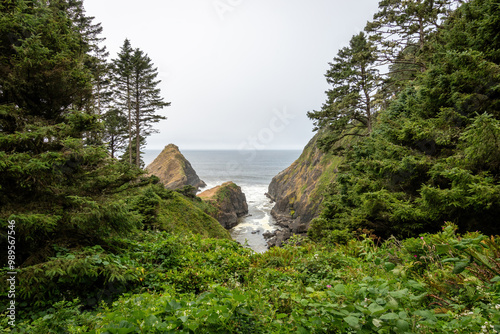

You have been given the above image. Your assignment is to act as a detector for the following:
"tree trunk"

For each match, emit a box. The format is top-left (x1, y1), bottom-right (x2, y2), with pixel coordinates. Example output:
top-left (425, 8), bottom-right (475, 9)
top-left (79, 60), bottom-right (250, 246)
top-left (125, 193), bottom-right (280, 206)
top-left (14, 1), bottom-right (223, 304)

top-left (110, 136), bottom-right (115, 159)
top-left (127, 78), bottom-right (132, 165)
top-left (135, 83), bottom-right (141, 168)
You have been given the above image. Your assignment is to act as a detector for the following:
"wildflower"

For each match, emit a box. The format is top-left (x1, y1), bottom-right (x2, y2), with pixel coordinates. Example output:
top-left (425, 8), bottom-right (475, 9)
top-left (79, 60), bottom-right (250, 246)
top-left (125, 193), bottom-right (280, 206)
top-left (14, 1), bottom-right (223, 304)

top-left (326, 285), bottom-right (332, 288)
top-left (414, 255), bottom-right (418, 258)
top-left (420, 237), bottom-right (424, 240)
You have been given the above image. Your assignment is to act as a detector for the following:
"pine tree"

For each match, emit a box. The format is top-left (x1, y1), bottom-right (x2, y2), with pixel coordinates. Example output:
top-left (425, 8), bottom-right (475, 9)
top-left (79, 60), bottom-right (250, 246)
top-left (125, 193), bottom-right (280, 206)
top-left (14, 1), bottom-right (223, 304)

top-left (308, 32), bottom-right (380, 150)
top-left (112, 41), bottom-right (169, 167)
top-left (365, 0), bottom-right (461, 73)
top-left (312, 0), bottom-right (500, 239)
top-left (130, 48), bottom-right (169, 167)
top-left (89, 45), bottom-right (112, 116)
top-left (112, 39), bottom-right (135, 164)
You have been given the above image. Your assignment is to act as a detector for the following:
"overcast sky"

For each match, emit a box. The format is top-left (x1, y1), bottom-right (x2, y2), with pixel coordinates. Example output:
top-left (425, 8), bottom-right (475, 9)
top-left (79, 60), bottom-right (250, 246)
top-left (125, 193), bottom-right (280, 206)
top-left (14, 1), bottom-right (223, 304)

top-left (83, 0), bottom-right (380, 150)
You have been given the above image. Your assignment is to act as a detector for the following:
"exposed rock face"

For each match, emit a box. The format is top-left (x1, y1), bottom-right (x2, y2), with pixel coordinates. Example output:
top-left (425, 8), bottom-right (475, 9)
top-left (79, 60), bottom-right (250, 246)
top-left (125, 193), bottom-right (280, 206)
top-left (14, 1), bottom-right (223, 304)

top-left (266, 133), bottom-right (342, 247)
top-left (198, 182), bottom-right (248, 229)
top-left (146, 144), bottom-right (206, 190)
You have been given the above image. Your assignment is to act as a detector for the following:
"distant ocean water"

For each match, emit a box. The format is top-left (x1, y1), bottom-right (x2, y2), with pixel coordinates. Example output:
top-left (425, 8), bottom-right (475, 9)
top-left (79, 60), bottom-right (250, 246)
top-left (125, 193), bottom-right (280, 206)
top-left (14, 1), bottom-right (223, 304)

top-left (143, 149), bottom-right (301, 252)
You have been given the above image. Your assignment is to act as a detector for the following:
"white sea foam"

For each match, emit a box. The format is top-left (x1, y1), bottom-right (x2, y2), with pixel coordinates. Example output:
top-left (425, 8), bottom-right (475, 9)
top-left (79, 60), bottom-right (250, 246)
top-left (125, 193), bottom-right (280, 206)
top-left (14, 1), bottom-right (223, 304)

top-left (229, 183), bottom-right (279, 253)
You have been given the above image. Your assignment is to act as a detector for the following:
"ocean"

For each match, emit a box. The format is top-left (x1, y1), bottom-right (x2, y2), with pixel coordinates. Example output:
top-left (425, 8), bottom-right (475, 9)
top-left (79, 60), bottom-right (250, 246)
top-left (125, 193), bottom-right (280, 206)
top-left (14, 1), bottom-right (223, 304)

top-left (143, 149), bottom-right (301, 252)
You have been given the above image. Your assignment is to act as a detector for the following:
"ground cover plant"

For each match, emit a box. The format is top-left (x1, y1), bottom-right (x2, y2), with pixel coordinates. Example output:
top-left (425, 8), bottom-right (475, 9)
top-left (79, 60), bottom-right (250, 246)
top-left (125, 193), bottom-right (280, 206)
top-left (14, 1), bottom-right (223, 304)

top-left (2, 223), bottom-right (499, 333)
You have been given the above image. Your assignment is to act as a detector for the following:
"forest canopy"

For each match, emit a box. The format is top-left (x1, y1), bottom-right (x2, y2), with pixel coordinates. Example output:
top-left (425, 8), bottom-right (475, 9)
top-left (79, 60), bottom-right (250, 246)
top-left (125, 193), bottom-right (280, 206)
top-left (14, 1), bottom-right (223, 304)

top-left (308, 0), bottom-right (500, 241)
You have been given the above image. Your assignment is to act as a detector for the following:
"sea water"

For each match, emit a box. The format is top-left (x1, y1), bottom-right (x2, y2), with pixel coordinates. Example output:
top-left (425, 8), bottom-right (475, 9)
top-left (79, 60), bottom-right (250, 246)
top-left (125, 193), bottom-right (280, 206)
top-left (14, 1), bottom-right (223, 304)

top-left (143, 150), bottom-right (301, 253)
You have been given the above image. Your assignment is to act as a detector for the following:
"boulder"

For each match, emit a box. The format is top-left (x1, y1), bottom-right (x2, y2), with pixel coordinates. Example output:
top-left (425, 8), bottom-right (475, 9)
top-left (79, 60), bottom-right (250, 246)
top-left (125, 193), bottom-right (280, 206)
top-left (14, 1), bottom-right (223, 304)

top-left (146, 144), bottom-right (206, 190)
top-left (198, 182), bottom-right (248, 229)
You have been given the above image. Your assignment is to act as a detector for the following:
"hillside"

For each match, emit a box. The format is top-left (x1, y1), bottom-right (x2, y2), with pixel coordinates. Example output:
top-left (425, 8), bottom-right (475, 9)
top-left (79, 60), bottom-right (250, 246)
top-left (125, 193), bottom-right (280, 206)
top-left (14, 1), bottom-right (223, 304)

top-left (266, 133), bottom-right (343, 246)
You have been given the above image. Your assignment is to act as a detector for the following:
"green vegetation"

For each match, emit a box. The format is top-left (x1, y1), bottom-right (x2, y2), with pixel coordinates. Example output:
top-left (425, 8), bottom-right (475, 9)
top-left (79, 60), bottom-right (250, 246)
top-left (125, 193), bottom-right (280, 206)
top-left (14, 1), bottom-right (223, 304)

top-left (2, 0), bottom-right (500, 332)
top-left (155, 191), bottom-right (231, 240)
top-left (3, 224), bottom-right (500, 333)
top-left (309, 0), bottom-right (500, 240)
top-left (308, 33), bottom-right (380, 147)
top-left (112, 39), bottom-right (170, 167)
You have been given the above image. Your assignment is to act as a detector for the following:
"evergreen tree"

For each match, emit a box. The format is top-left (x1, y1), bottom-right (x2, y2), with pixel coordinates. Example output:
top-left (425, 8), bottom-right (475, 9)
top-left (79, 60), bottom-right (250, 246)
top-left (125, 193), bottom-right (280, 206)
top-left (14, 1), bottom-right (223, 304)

top-left (0, 0), bottom-right (139, 265)
top-left (112, 41), bottom-right (169, 167)
top-left (365, 0), bottom-right (461, 73)
top-left (102, 108), bottom-right (128, 159)
top-left (112, 39), bottom-right (135, 164)
top-left (311, 0), bottom-right (500, 239)
top-left (89, 45), bottom-right (112, 116)
top-left (120, 134), bottom-right (146, 167)
top-left (130, 48), bottom-right (169, 167)
top-left (308, 32), bottom-right (380, 151)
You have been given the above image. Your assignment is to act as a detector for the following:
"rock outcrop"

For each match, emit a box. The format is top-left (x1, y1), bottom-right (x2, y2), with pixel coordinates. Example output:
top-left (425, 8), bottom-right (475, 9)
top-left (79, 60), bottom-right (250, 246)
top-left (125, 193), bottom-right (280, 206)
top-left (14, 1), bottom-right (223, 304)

top-left (198, 182), bottom-right (248, 229)
top-left (266, 133), bottom-right (342, 247)
top-left (146, 144), bottom-right (206, 190)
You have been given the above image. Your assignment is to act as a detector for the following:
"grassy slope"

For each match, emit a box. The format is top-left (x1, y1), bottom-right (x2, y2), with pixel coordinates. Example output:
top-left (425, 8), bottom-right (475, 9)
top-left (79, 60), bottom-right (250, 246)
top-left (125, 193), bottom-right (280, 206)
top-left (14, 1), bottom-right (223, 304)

top-left (157, 192), bottom-right (231, 240)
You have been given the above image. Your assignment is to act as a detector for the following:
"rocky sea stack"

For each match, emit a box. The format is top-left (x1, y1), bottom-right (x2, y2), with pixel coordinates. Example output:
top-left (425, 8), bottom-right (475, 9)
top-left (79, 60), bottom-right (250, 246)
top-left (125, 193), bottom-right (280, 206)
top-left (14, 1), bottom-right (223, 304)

top-left (198, 182), bottom-right (248, 229)
top-left (266, 133), bottom-right (342, 247)
top-left (146, 144), bottom-right (206, 190)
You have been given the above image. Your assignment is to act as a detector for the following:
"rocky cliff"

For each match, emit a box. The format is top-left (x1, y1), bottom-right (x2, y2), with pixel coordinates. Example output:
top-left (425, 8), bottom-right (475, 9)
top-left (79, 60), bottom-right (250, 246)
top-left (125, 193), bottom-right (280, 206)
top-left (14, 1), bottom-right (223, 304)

top-left (198, 182), bottom-right (248, 229)
top-left (266, 133), bottom-right (342, 247)
top-left (146, 144), bottom-right (206, 190)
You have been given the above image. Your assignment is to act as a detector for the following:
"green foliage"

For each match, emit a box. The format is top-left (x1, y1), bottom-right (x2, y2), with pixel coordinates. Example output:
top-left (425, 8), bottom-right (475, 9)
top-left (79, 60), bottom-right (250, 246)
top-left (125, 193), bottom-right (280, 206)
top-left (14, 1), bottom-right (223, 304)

top-left (7, 225), bottom-right (500, 333)
top-left (102, 108), bottom-right (128, 159)
top-left (154, 192), bottom-right (231, 240)
top-left (131, 184), bottom-right (173, 226)
top-left (175, 185), bottom-right (199, 199)
top-left (365, 0), bottom-right (457, 72)
top-left (0, 1), bottom-right (145, 267)
top-left (313, 0), bottom-right (500, 238)
top-left (111, 39), bottom-right (170, 167)
top-left (459, 113), bottom-right (500, 173)
top-left (3, 1), bottom-right (500, 333)
top-left (308, 32), bottom-right (380, 150)
top-left (1, 245), bottom-right (140, 309)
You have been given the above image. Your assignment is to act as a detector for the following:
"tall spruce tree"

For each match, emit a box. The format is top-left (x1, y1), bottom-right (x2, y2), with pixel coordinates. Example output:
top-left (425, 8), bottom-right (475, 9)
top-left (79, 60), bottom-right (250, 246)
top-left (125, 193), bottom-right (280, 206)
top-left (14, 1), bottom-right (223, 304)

top-left (112, 39), bottom-right (134, 164)
top-left (130, 48), bottom-right (169, 167)
top-left (308, 32), bottom-right (380, 151)
top-left (112, 41), bottom-right (169, 167)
